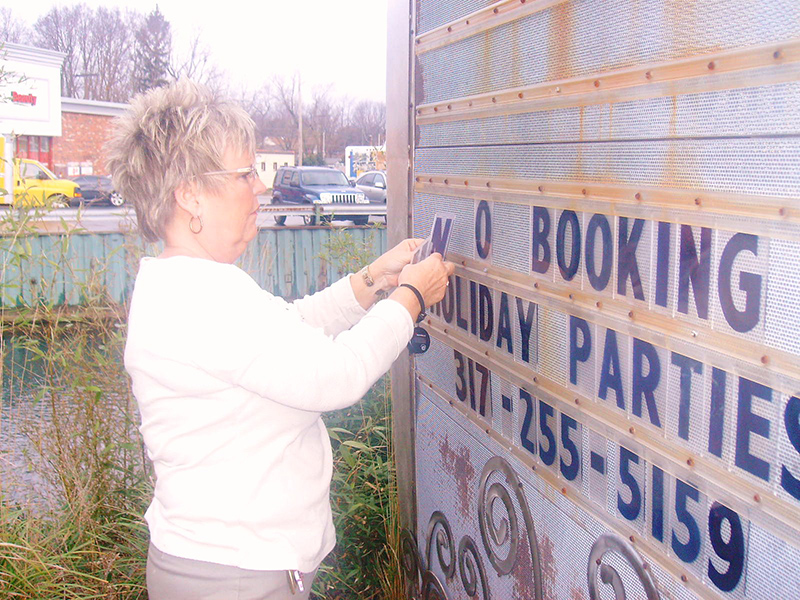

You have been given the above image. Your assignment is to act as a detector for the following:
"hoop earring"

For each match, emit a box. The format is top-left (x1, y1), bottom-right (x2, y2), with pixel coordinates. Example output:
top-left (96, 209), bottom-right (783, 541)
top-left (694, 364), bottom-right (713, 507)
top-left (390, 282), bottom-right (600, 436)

top-left (189, 215), bottom-right (203, 234)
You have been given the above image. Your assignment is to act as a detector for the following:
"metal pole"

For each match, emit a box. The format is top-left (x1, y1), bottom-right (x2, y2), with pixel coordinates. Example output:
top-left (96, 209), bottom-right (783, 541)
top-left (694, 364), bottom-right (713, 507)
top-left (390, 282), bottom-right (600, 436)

top-left (298, 78), bottom-right (304, 167)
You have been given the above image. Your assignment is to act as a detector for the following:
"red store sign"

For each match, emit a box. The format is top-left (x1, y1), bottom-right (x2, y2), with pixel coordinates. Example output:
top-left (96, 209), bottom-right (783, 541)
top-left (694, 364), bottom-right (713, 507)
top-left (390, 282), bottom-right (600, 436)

top-left (11, 91), bottom-right (37, 106)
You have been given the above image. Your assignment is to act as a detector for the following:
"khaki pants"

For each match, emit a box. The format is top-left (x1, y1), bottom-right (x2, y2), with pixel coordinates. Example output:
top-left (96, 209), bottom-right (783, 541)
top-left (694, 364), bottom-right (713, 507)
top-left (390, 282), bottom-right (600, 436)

top-left (146, 543), bottom-right (317, 600)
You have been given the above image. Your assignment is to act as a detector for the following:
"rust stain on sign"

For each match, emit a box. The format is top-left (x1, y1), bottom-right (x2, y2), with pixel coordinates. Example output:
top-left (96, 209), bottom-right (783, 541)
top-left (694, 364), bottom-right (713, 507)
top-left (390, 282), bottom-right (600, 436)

top-left (510, 524), bottom-right (536, 600)
top-left (538, 533), bottom-right (557, 600)
top-left (438, 434), bottom-right (476, 519)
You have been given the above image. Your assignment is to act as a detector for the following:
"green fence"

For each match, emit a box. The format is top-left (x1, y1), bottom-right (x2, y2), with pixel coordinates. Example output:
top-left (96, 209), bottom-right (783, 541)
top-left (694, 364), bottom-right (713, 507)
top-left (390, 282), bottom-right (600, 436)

top-left (0, 227), bottom-right (387, 309)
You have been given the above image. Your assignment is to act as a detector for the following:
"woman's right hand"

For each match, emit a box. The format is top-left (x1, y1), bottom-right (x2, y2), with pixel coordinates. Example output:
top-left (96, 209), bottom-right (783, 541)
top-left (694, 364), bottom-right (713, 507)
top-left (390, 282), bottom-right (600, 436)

top-left (395, 253), bottom-right (455, 317)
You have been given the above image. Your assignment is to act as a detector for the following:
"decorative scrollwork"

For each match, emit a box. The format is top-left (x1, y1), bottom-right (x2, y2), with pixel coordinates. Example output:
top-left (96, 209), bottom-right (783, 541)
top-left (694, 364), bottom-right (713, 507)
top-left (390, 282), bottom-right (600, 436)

top-left (458, 535), bottom-right (491, 600)
top-left (587, 533), bottom-right (661, 600)
top-left (426, 511), bottom-right (457, 579)
top-left (421, 570), bottom-right (449, 600)
top-left (401, 528), bottom-right (423, 597)
top-left (477, 456), bottom-right (543, 600)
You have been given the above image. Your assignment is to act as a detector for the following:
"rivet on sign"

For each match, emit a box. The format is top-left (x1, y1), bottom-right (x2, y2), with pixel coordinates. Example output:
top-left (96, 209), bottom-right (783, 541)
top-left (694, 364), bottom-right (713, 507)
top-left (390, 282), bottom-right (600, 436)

top-left (428, 178), bottom-right (433, 183)
top-left (447, 26), bottom-right (452, 32)
top-left (645, 71), bottom-right (652, 80)
top-left (629, 535), bottom-right (635, 543)
top-left (447, 104), bottom-right (452, 110)
top-left (761, 355), bottom-right (769, 365)
top-left (596, 301), bottom-right (602, 308)
top-left (464, 180), bottom-right (469, 186)
top-left (469, 101), bottom-right (473, 107)
top-left (465, 20), bottom-right (470, 25)
top-left (534, 282), bottom-right (539, 289)
top-left (561, 487), bottom-right (567, 495)
top-left (779, 207), bottom-right (787, 216)
top-left (443, 328), bottom-right (448, 334)
top-left (486, 182), bottom-right (491, 188)
top-left (687, 458), bottom-right (695, 467)
top-left (538, 185), bottom-right (544, 192)
top-left (485, 350), bottom-right (490, 356)
top-left (518, 481), bottom-right (524, 489)
top-left (694, 197), bottom-right (702, 206)
top-left (518, 92), bottom-right (524, 99)
top-left (568, 293), bottom-right (574, 300)
top-left (708, 61), bottom-right (716, 70)
top-left (415, 177), bottom-right (420, 182)
top-left (416, 109), bottom-right (422, 115)
top-left (415, 39), bottom-right (420, 45)
top-left (444, 179), bottom-right (449, 185)
top-left (575, 398), bottom-right (580, 405)
top-left (582, 188), bottom-right (587, 195)
top-left (635, 192), bottom-right (642, 201)
top-left (629, 427), bottom-right (636, 435)
top-left (485, 428), bottom-right (490, 434)
top-left (628, 310), bottom-right (635, 319)
top-left (681, 575), bottom-right (689, 583)
top-left (594, 80), bottom-right (600, 87)
top-left (555, 86), bottom-right (561, 93)
top-left (691, 330), bottom-right (698, 338)
top-left (774, 50), bottom-right (782, 60)
top-left (493, 7), bottom-right (499, 13)
top-left (483, 267), bottom-right (488, 273)
top-left (461, 260), bottom-right (466, 266)
top-left (531, 464), bottom-right (536, 471)
top-left (433, 106), bottom-right (438, 112)
top-left (492, 97), bottom-right (497, 103)
top-left (521, 0), bottom-right (526, 3)
top-left (596, 558), bottom-right (602, 566)
top-left (533, 376), bottom-right (538, 383)
top-left (754, 494), bottom-right (761, 502)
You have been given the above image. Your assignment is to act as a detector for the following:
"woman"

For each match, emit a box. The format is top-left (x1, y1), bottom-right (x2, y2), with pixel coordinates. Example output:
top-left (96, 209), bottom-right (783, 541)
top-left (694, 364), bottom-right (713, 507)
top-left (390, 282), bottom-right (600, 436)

top-left (107, 79), bottom-right (453, 599)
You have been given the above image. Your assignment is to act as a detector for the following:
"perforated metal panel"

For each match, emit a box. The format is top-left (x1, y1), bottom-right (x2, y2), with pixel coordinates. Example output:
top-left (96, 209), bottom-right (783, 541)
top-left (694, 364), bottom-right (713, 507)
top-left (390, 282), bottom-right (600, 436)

top-left (418, 82), bottom-right (800, 148)
top-left (418, 0), bottom-right (800, 104)
top-left (402, 2), bottom-right (800, 600)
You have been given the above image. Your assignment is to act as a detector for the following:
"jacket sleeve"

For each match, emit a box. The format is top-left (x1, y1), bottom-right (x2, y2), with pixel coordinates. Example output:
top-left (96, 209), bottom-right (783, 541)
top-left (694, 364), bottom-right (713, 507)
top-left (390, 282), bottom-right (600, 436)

top-left (289, 276), bottom-right (368, 336)
top-left (170, 270), bottom-right (413, 412)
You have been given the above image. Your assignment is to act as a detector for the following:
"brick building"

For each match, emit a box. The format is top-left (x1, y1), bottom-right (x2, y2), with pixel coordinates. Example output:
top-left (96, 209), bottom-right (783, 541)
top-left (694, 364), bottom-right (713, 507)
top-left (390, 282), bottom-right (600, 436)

top-left (52, 98), bottom-right (128, 178)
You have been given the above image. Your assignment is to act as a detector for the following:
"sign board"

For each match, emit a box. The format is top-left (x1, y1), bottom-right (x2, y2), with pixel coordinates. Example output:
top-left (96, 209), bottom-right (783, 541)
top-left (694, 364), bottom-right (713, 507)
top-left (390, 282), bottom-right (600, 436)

top-left (0, 43), bottom-right (64, 138)
top-left (389, 1), bottom-right (800, 599)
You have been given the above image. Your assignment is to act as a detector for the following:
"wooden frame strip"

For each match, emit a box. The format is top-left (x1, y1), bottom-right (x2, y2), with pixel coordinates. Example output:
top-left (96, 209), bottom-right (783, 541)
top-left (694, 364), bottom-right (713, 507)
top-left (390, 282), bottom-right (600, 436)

top-left (415, 0), bottom-right (569, 55)
top-left (416, 38), bottom-right (800, 123)
top-left (414, 177), bottom-right (800, 236)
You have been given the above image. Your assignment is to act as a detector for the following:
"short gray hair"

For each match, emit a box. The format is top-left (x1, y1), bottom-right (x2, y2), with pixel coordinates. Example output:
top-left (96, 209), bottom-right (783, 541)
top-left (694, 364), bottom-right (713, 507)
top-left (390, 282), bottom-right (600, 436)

top-left (106, 79), bottom-right (256, 242)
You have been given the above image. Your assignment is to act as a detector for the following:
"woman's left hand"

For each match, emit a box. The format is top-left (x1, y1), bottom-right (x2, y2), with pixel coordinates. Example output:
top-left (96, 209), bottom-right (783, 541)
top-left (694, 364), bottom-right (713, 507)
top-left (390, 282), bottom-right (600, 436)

top-left (368, 238), bottom-right (426, 290)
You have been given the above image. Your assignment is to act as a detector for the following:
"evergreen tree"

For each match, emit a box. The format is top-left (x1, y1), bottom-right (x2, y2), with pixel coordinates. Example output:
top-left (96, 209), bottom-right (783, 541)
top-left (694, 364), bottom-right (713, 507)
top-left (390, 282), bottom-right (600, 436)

top-left (134, 6), bottom-right (171, 93)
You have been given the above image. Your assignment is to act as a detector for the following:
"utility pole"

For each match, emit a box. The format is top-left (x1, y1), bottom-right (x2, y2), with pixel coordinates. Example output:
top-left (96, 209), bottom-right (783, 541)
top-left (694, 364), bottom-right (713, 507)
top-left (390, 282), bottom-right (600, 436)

top-left (298, 77), bottom-right (303, 166)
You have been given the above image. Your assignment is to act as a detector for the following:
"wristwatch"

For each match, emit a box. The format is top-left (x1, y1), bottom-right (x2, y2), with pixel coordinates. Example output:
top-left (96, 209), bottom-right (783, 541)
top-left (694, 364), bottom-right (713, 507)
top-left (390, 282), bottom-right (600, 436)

top-left (360, 265), bottom-right (375, 287)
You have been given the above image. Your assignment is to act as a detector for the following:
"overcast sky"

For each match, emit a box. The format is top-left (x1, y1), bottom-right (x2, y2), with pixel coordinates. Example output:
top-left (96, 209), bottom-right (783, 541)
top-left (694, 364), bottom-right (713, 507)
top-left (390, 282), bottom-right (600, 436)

top-left (17, 0), bottom-right (389, 102)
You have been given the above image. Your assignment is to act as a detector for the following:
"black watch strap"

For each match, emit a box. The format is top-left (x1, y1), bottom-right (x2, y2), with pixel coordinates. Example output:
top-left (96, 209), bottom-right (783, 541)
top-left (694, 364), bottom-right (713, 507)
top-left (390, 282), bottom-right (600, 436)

top-left (399, 283), bottom-right (426, 323)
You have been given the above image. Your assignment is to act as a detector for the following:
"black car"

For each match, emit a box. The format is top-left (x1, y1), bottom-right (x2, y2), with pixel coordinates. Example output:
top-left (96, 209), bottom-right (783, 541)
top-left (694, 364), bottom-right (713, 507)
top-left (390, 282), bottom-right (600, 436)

top-left (70, 175), bottom-right (124, 207)
top-left (271, 166), bottom-right (369, 226)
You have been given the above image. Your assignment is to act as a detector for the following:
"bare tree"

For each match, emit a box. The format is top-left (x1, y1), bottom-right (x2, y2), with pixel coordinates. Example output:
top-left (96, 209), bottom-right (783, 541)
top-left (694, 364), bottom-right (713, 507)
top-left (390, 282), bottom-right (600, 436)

top-left (169, 31), bottom-right (225, 91)
top-left (0, 8), bottom-right (31, 44)
top-left (34, 6), bottom-right (84, 98)
top-left (33, 5), bottom-right (138, 101)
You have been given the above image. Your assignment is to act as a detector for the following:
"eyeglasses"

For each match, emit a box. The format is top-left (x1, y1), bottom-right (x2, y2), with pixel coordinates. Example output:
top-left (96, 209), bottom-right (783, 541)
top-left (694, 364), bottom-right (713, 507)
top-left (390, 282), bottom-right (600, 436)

top-left (204, 165), bottom-right (259, 182)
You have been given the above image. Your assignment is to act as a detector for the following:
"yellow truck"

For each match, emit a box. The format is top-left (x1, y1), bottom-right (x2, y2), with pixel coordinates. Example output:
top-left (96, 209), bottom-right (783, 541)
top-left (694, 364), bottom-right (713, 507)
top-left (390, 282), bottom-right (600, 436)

top-left (1, 158), bottom-right (81, 207)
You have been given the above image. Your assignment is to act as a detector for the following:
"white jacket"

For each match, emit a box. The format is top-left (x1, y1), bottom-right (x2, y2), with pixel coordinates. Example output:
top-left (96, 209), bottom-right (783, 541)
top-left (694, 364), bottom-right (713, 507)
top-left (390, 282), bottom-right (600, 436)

top-left (125, 256), bottom-right (413, 572)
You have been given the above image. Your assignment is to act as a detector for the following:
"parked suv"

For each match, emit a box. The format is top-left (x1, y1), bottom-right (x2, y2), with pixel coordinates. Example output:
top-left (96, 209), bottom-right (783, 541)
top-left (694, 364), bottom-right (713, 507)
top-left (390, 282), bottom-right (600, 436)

top-left (271, 166), bottom-right (369, 226)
